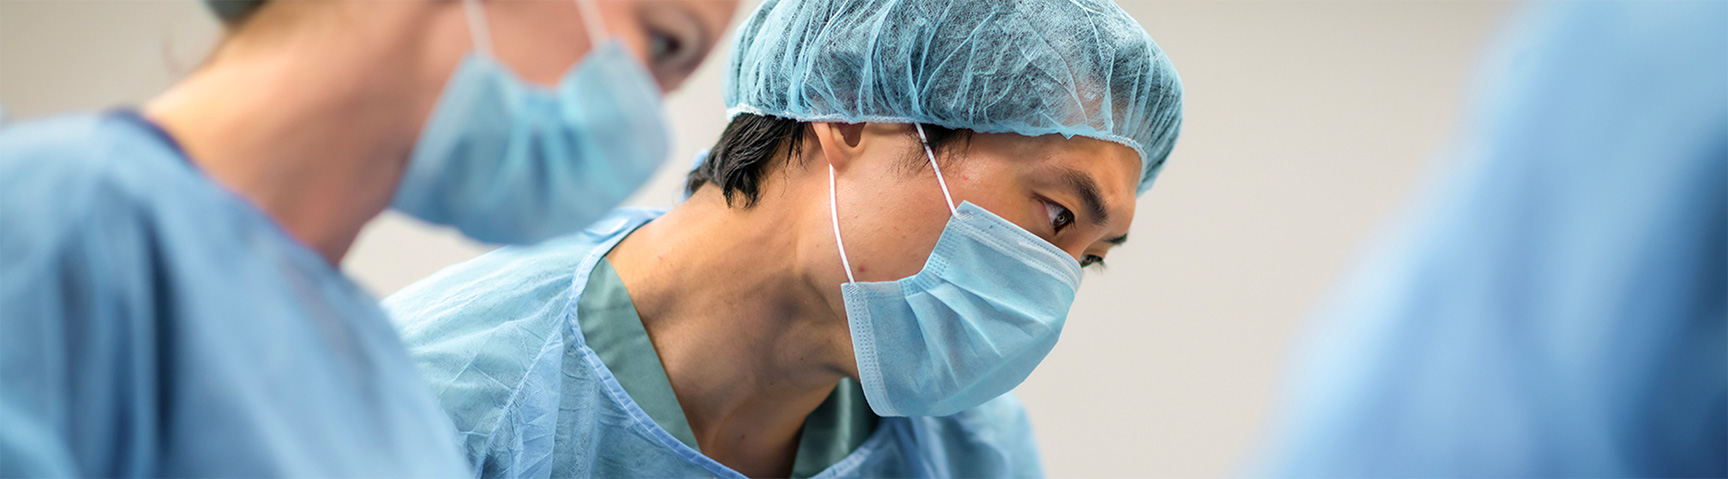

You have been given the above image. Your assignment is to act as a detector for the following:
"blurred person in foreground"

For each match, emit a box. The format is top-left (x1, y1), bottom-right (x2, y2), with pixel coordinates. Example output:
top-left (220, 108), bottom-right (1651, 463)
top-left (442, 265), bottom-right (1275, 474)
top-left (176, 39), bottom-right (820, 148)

top-left (1265, 1), bottom-right (1725, 476)
top-left (0, 0), bottom-right (737, 476)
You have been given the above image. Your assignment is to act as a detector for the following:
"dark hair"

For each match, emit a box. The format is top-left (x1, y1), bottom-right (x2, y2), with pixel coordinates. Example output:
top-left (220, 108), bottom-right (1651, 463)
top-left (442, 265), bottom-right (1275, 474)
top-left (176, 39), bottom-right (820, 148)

top-left (686, 113), bottom-right (971, 208)
top-left (206, 0), bottom-right (267, 27)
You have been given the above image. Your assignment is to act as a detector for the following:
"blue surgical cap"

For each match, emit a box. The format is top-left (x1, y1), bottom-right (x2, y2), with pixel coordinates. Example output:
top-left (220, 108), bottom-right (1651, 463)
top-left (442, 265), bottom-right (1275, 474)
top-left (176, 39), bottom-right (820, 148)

top-left (724, 0), bottom-right (1184, 194)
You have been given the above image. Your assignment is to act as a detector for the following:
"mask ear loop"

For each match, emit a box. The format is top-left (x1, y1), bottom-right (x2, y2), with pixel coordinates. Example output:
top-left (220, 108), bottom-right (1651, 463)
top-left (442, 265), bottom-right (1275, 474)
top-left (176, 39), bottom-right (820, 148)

top-left (573, 0), bottom-right (609, 51)
top-left (914, 124), bottom-right (959, 215)
top-left (829, 164), bottom-right (857, 284)
top-left (460, 0), bottom-right (495, 57)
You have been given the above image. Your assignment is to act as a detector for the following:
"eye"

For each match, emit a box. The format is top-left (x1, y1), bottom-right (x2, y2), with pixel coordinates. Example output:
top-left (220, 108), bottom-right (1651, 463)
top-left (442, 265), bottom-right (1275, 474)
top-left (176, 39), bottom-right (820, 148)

top-left (1043, 200), bottom-right (1076, 234)
top-left (646, 29), bottom-right (684, 64)
top-left (1081, 254), bottom-right (1107, 269)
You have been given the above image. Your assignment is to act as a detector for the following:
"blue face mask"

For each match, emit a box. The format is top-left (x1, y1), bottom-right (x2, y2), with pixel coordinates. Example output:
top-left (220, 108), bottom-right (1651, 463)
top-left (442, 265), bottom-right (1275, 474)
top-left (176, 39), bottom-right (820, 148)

top-left (394, 0), bottom-right (670, 244)
top-left (829, 125), bottom-right (1084, 417)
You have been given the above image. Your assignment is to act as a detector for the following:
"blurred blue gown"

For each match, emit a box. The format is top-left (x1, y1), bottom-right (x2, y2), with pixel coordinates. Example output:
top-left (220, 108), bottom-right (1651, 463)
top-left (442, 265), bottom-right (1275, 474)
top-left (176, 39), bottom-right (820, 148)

top-left (1266, 1), bottom-right (1726, 476)
top-left (385, 208), bottom-right (1045, 478)
top-left (0, 112), bottom-right (470, 477)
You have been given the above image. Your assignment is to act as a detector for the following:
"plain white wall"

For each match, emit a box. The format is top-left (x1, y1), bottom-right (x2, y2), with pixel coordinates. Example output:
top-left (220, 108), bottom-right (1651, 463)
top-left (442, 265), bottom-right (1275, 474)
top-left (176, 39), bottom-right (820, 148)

top-left (0, 1), bottom-right (1509, 476)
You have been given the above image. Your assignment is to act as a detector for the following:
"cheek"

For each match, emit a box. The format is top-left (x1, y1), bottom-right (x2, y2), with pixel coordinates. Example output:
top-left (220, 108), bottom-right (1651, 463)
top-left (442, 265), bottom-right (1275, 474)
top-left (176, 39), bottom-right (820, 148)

top-left (836, 181), bottom-right (956, 282)
top-left (942, 164), bottom-right (1045, 231)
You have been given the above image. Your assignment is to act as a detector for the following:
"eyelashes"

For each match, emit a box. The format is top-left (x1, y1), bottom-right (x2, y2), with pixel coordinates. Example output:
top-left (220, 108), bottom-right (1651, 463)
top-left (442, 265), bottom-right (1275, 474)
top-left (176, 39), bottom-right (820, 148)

top-left (1042, 198), bottom-right (1109, 270)
top-left (1042, 199), bottom-right (1107, 270)
top-left (1043, 199), bottom-right (1075, 233)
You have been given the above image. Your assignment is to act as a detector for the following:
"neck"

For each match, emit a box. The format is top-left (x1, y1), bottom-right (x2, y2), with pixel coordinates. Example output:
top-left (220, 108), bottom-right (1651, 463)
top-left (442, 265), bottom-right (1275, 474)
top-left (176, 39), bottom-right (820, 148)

top-left (142, 6), bottom-right (440, 263)
top-left (607, 189), bottom-right (853, 477)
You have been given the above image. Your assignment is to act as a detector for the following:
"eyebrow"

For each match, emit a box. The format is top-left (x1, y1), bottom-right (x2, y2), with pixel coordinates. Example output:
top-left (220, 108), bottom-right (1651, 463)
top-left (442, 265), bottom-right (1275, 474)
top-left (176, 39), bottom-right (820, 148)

top-left (1059, 168), bottom-right (1110, 228)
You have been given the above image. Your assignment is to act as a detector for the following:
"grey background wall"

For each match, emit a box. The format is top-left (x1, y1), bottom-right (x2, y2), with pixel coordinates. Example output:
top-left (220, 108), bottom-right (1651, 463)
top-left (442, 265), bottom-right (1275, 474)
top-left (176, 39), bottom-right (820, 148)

top-left (0, 1), bottom-right (1510, 476)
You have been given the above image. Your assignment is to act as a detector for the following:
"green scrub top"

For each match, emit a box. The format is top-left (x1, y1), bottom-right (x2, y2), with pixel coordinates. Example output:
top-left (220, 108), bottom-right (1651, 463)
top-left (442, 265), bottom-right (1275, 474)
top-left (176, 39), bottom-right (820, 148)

top-left (576, 257), bottom-right (879, 478)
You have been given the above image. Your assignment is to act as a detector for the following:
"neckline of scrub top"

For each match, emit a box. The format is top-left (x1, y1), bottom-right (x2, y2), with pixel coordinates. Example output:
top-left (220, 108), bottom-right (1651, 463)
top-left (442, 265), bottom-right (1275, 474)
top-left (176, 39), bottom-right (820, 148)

top-left (110, 109), bottom-right (191, 161)
top-left (575, 256), bottom-right (880, 478)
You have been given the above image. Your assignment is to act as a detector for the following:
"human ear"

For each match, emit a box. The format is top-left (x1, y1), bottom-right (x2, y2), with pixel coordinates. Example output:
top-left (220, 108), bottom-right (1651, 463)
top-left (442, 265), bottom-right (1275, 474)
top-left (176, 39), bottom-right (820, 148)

top-left (809, 122), bottom-right (867, 170)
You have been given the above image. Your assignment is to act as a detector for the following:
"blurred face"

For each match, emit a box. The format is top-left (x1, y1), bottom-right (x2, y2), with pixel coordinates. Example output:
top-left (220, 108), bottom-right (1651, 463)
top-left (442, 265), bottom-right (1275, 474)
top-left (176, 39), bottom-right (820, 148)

top-left (815, 123), bottom-right (1140, 287)
top-left (482, 0), bottom-right (739, 92)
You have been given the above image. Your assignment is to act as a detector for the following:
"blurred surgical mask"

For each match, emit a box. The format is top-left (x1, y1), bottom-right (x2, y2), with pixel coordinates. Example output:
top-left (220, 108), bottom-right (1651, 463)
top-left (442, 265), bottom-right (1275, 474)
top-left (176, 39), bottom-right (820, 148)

top-left (393, 0), bottom-right (671, 244)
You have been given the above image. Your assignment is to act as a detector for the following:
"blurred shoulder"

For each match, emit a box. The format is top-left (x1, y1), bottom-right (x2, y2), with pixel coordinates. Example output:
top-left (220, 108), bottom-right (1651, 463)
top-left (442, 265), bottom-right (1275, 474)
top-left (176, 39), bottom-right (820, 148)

top-left (0, 113), bottom-right (200, 263)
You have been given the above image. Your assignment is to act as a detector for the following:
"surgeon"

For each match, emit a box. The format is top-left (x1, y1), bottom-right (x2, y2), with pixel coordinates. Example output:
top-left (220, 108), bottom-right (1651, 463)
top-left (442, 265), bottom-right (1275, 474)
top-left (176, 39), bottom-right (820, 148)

top-left (384, 0), bottom-right (1183, 477)
top-left (0, 0), bottom-right (737, 476)
top-left (1264, 1), bottom-right (1725, 476)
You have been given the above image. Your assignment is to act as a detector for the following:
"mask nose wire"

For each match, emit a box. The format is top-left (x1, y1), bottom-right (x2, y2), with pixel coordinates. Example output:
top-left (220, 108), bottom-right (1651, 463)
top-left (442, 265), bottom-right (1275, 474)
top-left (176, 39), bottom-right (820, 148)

top-left (460, 0), bottom-right (495, 57)
top-left (573, 0), bottom-right (609, 52)
top-left (829, 164), bottom-right (857, 284)
top-left (914, 124), bottom-right (959, 216)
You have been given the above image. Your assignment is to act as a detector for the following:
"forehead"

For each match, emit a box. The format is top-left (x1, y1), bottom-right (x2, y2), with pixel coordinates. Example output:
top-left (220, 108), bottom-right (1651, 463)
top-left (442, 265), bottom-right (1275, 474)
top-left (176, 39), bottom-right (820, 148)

top-left (965, 132), bottom-right (1141, 195)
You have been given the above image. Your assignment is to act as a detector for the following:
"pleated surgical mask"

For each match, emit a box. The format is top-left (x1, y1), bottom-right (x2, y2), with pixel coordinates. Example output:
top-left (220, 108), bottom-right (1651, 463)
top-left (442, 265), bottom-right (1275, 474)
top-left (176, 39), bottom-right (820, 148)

top-left (831, 125), bottom-right (1083, 417)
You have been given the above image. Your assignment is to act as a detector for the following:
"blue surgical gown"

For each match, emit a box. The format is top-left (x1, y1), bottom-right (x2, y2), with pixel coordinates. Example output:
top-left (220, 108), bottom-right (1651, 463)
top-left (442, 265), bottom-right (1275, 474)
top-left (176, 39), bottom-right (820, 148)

top-left (1265, 1), bottom-right (1727, 476)
top-left (385, 208), bottom-right (1045, 478)
top-left (0, 112), bottom-right (470, 477)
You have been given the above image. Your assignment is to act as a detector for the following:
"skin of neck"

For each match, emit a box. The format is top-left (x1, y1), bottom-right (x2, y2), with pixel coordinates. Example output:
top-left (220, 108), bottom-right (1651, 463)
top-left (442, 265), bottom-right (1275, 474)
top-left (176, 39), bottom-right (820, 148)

top-left (605, 150), bottom-right (856, 477)
top-left (141, 1), bottom-right (468, 263)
